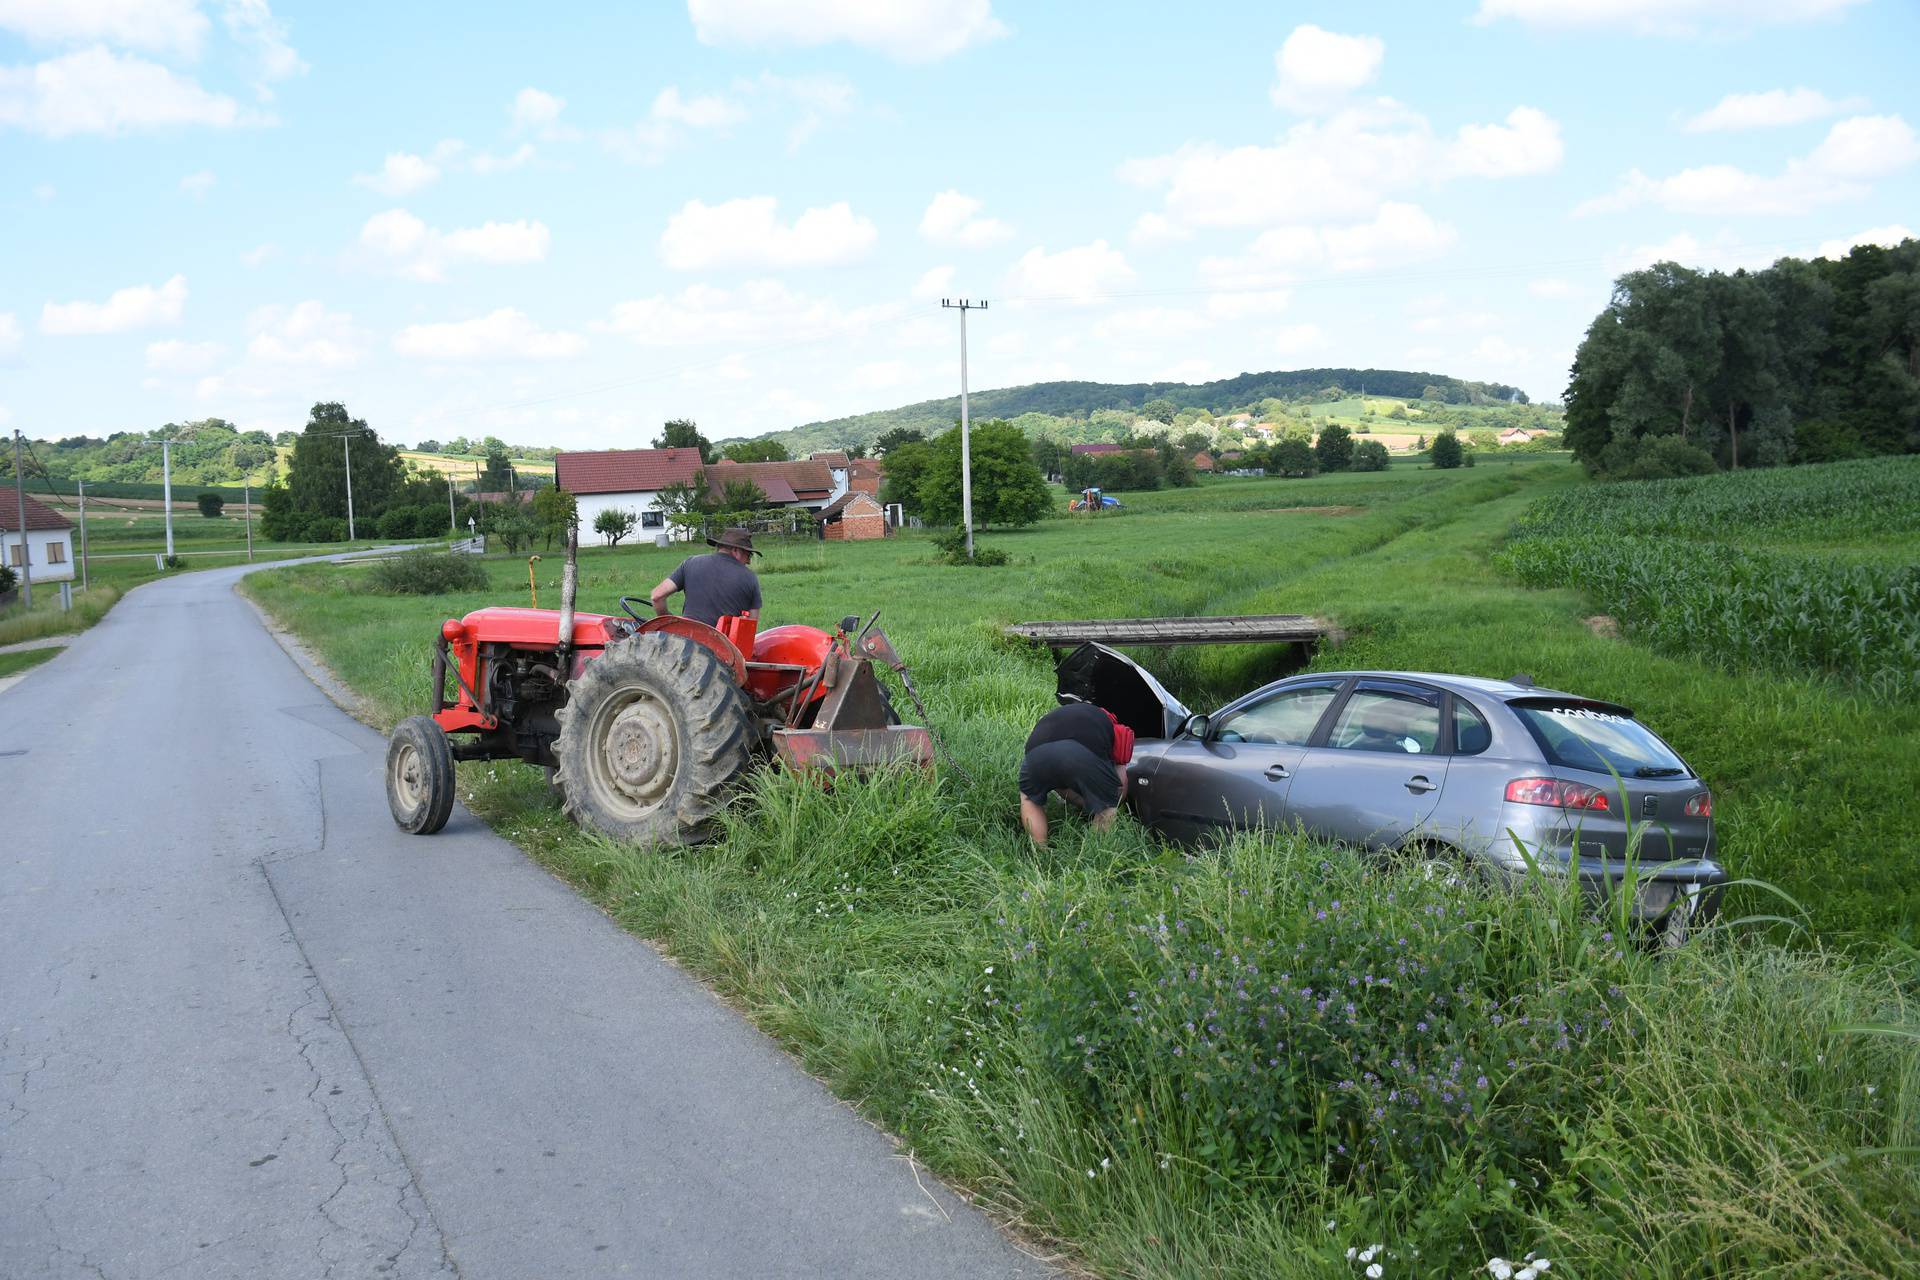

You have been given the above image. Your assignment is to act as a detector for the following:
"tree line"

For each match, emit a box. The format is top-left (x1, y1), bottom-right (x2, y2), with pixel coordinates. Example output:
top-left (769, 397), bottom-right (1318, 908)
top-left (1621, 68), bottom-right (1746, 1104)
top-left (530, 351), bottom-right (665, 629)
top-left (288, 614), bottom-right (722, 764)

top-left (1565, 239), bottom-right (1920, 477)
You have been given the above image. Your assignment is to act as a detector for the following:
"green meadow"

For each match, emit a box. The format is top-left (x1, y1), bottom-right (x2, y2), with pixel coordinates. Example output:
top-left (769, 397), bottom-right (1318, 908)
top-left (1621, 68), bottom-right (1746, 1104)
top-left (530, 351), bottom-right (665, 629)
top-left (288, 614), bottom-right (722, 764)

top-left (242, 460), bottom-right (1918, 1279)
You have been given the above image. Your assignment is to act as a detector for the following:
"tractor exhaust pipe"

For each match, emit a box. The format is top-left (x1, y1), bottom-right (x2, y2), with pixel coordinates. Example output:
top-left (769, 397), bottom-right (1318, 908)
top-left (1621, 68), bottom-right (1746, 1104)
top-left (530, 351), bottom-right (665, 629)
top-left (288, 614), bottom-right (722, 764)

top-left (557, 518), bottom-right (579, 652)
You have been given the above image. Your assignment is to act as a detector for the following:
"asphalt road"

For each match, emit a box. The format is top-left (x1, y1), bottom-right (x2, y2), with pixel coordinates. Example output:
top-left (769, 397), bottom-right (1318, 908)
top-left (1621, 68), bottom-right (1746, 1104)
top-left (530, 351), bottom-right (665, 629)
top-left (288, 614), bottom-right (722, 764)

top-left (0, 558), bottom-right (1045, 1279)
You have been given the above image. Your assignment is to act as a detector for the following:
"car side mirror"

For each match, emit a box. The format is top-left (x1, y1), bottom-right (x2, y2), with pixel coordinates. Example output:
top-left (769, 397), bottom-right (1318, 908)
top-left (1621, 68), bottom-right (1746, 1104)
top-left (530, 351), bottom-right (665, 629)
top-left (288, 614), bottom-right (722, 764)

top-left (1183, 713), bottom-right (1211, 740)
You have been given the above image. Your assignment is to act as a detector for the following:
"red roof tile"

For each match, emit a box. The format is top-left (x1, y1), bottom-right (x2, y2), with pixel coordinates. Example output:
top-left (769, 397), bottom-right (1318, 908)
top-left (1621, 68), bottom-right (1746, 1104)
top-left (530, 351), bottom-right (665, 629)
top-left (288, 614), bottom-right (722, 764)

top-left (555, 448), bottom-right (706, 495)
top-left (810, 450), bottom-right (850, 468)
top-left (708, 471), bottom-right (798, 504)
top-left (0, 491), bottom-right (73, 533)
top-left (714, 459), bottom-right (834, 499)
top-left (1070, 443), bottom-right (1124, 455)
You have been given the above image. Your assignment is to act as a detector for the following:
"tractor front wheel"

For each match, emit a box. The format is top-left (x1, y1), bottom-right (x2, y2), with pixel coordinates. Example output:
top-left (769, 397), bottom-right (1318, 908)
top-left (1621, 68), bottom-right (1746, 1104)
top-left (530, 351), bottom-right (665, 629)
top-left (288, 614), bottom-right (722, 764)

top-left (387, 715), bottom-right (456, 835)
top-left (553, 632), bottom-right (754, 845)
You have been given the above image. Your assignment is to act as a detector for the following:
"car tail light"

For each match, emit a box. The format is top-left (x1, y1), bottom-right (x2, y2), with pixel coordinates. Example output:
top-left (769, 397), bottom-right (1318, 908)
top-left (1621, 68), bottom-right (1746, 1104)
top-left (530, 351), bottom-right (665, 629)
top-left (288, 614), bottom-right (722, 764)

top-left (1505, 777), bottom-right (1611, 811)
top-left (1685, 791), bottom-right (1712, 818)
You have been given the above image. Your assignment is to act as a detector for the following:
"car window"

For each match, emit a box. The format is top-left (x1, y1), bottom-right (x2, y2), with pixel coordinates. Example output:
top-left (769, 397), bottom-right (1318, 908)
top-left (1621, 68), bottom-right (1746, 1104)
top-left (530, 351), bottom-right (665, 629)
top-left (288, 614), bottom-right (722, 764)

top-left (1511, 704), bottom-right (1689, 778)
top-left (1213, 681), bottom-right (1341, 745)
top-left (1326, 682), bottom-right (1442, 754)
top-left (1452, 698), bottom-right (1493, 755)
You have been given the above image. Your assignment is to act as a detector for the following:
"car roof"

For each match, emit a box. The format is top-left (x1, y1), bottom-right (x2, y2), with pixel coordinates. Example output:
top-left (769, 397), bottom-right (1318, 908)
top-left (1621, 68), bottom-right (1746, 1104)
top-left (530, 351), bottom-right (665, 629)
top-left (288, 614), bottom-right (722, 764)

top-left (1288, 670), bottom-right (1588, 703)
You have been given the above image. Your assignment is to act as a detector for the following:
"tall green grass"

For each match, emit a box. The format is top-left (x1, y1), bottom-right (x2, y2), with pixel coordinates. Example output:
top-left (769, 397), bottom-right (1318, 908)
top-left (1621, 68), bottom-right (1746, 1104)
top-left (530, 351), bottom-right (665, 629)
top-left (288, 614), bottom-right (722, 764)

top-left (245, 462), bottom-right (1920, 1277)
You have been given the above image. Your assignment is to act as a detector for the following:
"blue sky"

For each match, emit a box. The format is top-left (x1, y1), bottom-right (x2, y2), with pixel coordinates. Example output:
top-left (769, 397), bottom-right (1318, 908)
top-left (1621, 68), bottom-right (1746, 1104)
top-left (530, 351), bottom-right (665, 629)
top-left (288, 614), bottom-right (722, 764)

top-left (2, 0), bottom-right (1915, 448)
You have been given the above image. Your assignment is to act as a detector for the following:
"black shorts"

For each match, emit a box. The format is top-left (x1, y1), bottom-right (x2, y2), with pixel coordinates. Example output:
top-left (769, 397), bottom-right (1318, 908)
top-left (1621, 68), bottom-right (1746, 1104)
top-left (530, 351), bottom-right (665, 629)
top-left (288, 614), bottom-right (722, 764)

top-left (1018, 740), bottom-right (1120, 815)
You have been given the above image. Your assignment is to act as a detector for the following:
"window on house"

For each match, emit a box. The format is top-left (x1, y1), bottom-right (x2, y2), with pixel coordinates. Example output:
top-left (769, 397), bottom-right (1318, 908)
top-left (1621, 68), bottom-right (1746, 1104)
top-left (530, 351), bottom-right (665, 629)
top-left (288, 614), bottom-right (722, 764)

top-left (47, 540), bottom-right (67, 564)
top-left (641, 511), bottom-right (665, 529)
top-left (7, 543), bottom-right (21, 566)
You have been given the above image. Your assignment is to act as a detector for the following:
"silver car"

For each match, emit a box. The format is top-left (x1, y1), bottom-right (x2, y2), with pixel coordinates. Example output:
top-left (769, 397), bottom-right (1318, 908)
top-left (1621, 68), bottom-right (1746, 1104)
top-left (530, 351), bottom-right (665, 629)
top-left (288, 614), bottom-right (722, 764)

top-left (1056, 644), bottom-right (1728, 931)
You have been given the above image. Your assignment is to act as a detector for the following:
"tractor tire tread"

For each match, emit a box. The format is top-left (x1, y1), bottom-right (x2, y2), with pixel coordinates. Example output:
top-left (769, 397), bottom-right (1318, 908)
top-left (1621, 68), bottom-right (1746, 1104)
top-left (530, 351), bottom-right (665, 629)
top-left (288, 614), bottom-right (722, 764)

top-left (552, 632), bottom-right (753, 846)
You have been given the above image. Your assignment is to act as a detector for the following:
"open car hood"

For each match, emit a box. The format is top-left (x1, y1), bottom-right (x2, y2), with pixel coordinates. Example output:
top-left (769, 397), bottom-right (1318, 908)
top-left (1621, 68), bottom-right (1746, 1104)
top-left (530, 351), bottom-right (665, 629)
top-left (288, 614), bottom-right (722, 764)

top-left (1054, 641), bottom-right (1191, 741)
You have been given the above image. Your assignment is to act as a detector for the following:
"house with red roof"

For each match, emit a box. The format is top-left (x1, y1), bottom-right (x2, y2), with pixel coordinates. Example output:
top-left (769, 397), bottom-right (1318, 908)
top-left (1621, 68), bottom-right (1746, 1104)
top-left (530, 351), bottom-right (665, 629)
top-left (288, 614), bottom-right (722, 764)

top-left (1069, 442), bottom-right (1125, 455)
top-left (1, 491), bottom-right (76, 585)
top-left (554, 447), bottom-right (707, 537)
top-left (708, 459), bottom-right (840, 510)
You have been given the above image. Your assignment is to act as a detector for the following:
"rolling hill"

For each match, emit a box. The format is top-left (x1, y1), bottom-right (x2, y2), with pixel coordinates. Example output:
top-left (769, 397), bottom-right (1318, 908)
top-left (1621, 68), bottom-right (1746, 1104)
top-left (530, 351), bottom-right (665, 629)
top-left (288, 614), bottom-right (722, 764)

top-left (717, 367), bottom-right (1529, 454)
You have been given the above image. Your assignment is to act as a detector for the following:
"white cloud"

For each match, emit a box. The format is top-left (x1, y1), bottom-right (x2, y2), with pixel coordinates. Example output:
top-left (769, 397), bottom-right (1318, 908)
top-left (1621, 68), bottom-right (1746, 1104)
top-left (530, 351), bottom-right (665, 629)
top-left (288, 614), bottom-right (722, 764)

top-left (603, 279), bottom-right (895, 347)
top-left (1270, 24), bottom-right (1383, 113)
top-left (41, 274), bottom-right (187, 334)
top-left (680, 352), bottom-right (752, 383)
top-left (919, 190), bottom-right (1012, 247)
top-left (849, 359), bottom-right (913, 389)
top-left (0, 311), bottom-right (19, 355)
top-left (1528, 277), bottom-right (1578, 298)
top-left (1273, 323), bottom-right (1326, 357)
top-left (354, 151), bottom-right (440, 195)
top-left (220, 0), bottom-right (306, 92)
top-left (1473, 0), bottom-right (1865, 35)
top-left (1605, 231), bottom-right (1782, 275)
top-left (1202, 203), bottom-right (1457, 282)
top-left (1447, 106), bottom-right (1562, 176)
top-left (511, 86), bottom-right (565, 132)
top-left (358, 209), bottom-right (551, 282)
top-left (145, 338), bottom-right (224, 372)
top-left (1006, 240), bottom-right (1134, 302)
top-left (1093, 307), bottom-right (1210, 342)
top-left (240, 242), bottom-right (275, 267)
top-left (0, 0), bottom-right (208, 57)
top-left (1206, 289), bottom-right (1291, 320)
top-left (686, 0), bottom-right (1006, 63)
top-left (0, 46), bottom-right (250, 137)
top-left (740, 71), bottom-right (856, 149)
top-left (394, 308), bottom-right (586, 363)
top-left (1472, 335), bottom-right (1530, 370)
top-left (1580, 114), bottom-right (1918, 216)
top-left (1807, 114), bottom-right (1920, 178)
top-left (1121, 101), bottom-right (1558, 234)
top-left (178, 168), bottom-right (215, 199)
top-left (1685, 87), bottom-right (1862, 132)
top-left (1816, 224), bottom-right (1914, 259)
top-left (659, 196), bottom-right (876, 270)
top-left (913, 265), bottom-right (955, 298)
top-left (464, 141), bottom-right (534, 174)
top-left (247, 300), bottom-right (366, 368)
top-left (1130, 212), bottom-right (1191, 247)
top-left (1411, 308), bottom-right (1499, 334)
top-left (606, 84), bottom-right (748, 163)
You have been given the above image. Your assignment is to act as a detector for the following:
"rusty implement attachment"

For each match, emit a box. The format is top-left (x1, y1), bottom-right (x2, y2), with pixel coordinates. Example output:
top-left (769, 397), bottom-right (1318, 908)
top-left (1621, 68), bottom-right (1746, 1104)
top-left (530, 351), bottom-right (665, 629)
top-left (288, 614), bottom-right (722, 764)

top-left (770, 642), bottom-right (933, 774)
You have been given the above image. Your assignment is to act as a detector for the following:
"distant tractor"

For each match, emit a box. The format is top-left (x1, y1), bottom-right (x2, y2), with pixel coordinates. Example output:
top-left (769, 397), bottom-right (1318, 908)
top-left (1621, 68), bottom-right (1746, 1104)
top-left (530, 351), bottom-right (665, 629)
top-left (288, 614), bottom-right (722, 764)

top-left (384, 532), bottom-right (931, 843)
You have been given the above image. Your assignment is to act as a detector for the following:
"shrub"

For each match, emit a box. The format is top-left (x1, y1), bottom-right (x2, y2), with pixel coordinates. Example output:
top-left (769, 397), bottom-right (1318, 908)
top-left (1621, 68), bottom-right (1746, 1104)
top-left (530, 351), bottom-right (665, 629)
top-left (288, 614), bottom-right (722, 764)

top-left (196, 492), bottom-right (225, 518)
top-left (1316, 423), bottom-right (1355, 471)
top-left (1351, 440), bottom-right (1391, 471)
top-left (377, 508), bottom-right (414, 539)
top-left (931, 527), bottom-right (1009, 566)
top-left (1597, 434), bottom-right (1717, 480)
top-left (0, 564), bottom-right (16, 595)
top-left (369, 549), bottom-right (488, 595)
top-left (302, 515), bottom-right (348, 543)
top-left (1430, 431), bottom-right (1464, 469)
top-left (161, 554), bottom-right (186, 569)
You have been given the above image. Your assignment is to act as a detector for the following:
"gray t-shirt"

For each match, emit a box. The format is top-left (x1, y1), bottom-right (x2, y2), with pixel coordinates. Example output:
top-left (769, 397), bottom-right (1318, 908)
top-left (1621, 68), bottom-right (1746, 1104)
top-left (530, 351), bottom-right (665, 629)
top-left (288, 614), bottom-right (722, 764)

top-left (668, 552), bottom-right (761, 625)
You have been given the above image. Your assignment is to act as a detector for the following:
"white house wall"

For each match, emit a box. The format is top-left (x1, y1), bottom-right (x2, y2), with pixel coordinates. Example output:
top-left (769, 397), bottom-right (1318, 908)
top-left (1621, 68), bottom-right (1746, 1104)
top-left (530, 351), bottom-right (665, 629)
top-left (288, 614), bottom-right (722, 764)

top-left (1, 529), bottom-right (76, 583)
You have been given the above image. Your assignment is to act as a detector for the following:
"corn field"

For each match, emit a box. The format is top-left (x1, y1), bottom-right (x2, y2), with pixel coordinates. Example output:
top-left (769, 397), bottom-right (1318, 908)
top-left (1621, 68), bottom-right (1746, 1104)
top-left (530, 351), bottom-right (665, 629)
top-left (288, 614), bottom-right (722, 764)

top-left (1497, 457), bottom-right (1920, 700)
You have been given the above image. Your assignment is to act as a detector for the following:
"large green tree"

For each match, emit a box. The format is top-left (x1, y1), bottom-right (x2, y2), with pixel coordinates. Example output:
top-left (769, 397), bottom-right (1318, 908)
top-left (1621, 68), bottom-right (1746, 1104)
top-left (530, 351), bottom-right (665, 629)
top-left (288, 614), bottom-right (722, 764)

top-left (720, 438), bottom-right (790, 463)
top-left (278, 403), bottom-right (408, 533)
top-left (915, 421), bottom-right (1052, 528)
top-left (1315, 422), bottom-right (1355, 472)
top-left (655, 418), bottom-right (715, 463)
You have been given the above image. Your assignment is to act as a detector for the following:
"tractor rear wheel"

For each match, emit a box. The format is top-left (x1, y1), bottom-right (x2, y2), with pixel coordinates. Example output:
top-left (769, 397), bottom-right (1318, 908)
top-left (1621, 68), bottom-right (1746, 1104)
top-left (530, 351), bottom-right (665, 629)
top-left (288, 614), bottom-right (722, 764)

top-left (553, 632), bottom-right (754, 845)
top-left (387, 715), bottom-right (456, 835)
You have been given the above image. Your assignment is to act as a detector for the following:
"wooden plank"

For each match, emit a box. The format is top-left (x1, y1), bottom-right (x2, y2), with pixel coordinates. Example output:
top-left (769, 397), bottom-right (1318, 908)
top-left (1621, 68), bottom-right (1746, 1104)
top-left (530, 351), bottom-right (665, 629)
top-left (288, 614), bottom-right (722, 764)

top-left (1005, 614), bottom-right (1332, 648)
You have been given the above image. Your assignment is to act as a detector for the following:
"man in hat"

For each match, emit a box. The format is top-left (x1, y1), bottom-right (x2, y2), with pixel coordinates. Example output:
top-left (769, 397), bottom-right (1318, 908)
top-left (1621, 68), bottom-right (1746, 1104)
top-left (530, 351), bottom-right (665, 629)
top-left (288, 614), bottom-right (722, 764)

top-left (648, 526), bottom-right (762, 626)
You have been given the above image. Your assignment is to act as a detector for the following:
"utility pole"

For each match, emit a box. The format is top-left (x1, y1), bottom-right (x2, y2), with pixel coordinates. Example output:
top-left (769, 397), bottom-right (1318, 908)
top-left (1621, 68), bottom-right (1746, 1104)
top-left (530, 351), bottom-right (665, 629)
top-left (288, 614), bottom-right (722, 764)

top-left (446, 473), bottom-right (457, 532)
top-left (10, 430), bottom-right (31, 607)
top-left (161, 436), bottom-right (176, 558)
top-left (77, 479), bottom-right (89, 590)
top-left (941, 298), bottom-right (988, 559)
top-left (243, 480), bottom-right (253, 561)
top-left (342, 433), bottom-right (356, 541)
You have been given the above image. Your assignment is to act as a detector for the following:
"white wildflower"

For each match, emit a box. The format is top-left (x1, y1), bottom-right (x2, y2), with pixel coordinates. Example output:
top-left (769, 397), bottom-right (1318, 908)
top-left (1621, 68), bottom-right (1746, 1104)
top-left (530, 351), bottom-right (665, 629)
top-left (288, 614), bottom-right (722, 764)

top-left (1347, 1247), bottom-right (1358, 1260)
top-left (1367, 1266), bottom-right (1383, 1279)
top-left (1488, 1261), bottom-right (1514, 1280)
top-left (1360, 1245), bottom-right (1379, 1262)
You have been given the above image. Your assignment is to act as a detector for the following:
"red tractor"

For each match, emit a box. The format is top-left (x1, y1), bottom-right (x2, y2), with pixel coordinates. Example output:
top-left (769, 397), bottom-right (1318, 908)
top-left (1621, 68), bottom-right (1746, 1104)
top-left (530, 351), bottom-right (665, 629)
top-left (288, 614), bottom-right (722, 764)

top-left (383, 554), bottom-right (932, 844)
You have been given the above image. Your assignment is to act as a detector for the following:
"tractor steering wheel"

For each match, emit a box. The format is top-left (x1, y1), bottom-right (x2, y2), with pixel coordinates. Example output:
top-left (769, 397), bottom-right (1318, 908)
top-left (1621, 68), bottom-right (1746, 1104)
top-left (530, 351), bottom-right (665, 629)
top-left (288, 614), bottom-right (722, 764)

top-left (619, 595), bottom-right (651, 624)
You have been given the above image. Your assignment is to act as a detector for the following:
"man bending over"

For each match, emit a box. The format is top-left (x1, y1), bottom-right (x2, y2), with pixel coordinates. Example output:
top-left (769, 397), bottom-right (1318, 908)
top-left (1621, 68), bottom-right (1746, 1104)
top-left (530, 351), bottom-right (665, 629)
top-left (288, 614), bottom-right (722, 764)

top-left (1017, 701), bottom-right (1134, 847)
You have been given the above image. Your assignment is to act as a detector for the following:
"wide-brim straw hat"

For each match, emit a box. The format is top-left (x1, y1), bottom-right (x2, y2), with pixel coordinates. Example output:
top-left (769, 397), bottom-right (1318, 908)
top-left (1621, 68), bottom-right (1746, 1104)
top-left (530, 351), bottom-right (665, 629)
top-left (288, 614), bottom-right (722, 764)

top-left (706, 526), bottom-right (761, 556)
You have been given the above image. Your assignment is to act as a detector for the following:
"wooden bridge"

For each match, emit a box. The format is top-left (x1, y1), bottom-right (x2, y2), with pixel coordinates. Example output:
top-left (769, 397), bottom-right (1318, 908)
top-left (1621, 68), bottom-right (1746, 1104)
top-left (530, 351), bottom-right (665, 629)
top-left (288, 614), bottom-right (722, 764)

top-left (1004, 614), bottom-right (1336, 649)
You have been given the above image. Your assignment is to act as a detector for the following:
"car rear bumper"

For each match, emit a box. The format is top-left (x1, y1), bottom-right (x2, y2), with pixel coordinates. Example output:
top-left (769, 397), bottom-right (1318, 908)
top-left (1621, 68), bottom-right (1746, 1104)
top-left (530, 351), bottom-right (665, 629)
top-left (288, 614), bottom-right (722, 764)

top-left (1476, 819), bottom-right (1729, 920)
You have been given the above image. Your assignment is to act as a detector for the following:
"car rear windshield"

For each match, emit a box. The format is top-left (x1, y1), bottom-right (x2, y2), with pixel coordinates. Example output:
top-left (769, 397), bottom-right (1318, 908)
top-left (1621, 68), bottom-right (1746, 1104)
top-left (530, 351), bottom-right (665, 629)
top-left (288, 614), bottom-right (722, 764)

top-left (1510, 703), bottom-right (1690, 778)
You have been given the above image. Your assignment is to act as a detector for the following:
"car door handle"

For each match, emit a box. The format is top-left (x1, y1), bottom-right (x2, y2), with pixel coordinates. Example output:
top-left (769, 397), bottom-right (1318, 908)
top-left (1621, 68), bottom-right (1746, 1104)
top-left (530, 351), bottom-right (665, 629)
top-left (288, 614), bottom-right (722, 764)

top-left (1264, 764), bottom-right (1291, 781)
top-left (1405, 775), bottom-right (1437, 794)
